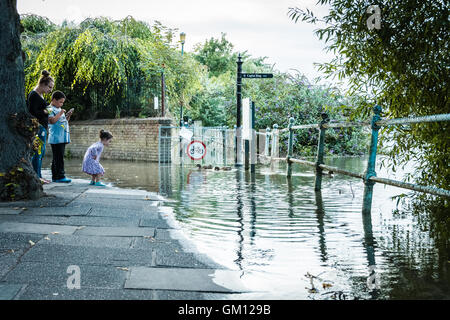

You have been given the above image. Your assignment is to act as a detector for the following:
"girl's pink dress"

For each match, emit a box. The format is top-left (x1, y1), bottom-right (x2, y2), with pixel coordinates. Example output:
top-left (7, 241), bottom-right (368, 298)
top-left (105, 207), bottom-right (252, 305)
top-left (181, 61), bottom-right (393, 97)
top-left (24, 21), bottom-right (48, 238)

top-left (82, 141), bottom-right (105, 175)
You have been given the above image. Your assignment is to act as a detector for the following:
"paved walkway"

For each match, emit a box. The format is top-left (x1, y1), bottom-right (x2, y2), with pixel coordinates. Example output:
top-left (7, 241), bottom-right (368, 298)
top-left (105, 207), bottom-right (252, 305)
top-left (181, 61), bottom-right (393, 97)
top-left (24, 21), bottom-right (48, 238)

top-left (0, 179), bottom-right (248, 300)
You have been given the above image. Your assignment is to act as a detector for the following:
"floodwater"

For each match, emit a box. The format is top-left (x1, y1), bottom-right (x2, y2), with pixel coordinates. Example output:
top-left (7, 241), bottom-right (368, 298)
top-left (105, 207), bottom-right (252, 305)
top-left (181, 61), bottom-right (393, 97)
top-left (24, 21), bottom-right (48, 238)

top-left (43, 157), bottom-right (449, 299)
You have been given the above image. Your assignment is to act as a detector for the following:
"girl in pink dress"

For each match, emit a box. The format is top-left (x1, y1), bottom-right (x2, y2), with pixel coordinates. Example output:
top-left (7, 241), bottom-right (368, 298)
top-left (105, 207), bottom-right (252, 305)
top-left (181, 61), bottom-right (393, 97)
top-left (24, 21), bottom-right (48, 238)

top-left (82, 129), bottom-right (113, 186)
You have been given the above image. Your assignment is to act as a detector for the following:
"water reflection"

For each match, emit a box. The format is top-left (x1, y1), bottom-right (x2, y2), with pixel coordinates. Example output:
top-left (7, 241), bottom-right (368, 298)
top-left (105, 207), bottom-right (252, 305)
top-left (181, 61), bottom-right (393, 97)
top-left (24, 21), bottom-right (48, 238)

top-left (235, 169), bottom-right (245, 274)
top-left (314, 190), bottom-right (328, 263)
top-left (44, 157), bottom-right (449, 299)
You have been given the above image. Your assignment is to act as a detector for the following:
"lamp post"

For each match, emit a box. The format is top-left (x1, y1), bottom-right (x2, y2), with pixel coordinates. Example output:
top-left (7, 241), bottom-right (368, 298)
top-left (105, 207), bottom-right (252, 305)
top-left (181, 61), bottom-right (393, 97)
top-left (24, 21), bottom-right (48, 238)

top-left (179, 32), bottom-right (186, 127)
top-left (179, 32), bottom-right (186, 164)
top-left (180, 32), bottom-right (186, 56)
top-left (161, 63), bottom-right (165, 117)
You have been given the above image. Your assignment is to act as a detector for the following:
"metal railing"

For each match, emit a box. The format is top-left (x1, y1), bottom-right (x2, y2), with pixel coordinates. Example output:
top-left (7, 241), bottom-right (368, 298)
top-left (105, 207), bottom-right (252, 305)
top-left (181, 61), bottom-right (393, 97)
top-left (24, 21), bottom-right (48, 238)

top-left (260, 106), bottom-right (450, 214)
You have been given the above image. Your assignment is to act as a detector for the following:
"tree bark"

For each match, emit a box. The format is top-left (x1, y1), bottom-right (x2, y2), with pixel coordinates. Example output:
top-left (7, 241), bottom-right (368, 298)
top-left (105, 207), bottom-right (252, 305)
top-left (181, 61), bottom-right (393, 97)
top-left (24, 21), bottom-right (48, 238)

top-left (0, 0), bottom-right (43, 201)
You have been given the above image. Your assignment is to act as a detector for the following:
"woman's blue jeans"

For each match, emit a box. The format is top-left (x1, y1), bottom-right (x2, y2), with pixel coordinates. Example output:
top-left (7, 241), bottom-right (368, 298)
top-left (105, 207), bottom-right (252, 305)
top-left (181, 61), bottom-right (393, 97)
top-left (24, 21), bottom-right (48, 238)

top-left (31, 125), bottom-right (47, 178)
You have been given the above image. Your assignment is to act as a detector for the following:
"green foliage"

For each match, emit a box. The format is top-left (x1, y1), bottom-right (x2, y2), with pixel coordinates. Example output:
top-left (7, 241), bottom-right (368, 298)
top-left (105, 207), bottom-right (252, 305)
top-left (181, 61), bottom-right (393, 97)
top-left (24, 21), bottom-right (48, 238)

top-left (22, 15), bottom-right (205, 120)
top-left (193, 33), bottom-right (236, 77)
top-left (289, 0), bottom-right (449, 240)
top-left (21, 14), bottom-right (56, 34)
top-left (22, 15), bottom-right (367, 157)
top-left (190, 33), bottom-right (368, 156)
top-left (288, 0), bottom-right (449, 188)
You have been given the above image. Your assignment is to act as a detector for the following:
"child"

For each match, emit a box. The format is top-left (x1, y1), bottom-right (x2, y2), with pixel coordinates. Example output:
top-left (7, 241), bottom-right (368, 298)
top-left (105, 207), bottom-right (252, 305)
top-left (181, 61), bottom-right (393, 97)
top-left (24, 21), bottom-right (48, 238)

top-left (48, 91), bottom-right (73, 183)
top-left (82, 129), bottom-right (113, 187)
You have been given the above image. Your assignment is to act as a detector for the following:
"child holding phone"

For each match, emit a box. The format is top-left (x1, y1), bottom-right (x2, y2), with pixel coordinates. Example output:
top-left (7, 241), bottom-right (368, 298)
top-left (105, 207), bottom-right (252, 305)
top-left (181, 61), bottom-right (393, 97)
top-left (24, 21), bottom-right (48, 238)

top-left (48, 91), bottom-right (73, 183)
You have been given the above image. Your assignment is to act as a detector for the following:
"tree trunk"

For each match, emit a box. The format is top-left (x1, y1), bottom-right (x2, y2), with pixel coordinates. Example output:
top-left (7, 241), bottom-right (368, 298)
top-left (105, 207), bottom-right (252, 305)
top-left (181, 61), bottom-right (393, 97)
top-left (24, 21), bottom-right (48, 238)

top-left (0, 0), bottom-right (43, 201)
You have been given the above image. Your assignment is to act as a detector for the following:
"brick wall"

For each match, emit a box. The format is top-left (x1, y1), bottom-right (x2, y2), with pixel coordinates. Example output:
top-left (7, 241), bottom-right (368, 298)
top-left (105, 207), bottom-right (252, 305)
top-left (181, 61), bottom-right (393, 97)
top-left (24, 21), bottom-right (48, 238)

top-left (46, 118), bottom-right (173, 162)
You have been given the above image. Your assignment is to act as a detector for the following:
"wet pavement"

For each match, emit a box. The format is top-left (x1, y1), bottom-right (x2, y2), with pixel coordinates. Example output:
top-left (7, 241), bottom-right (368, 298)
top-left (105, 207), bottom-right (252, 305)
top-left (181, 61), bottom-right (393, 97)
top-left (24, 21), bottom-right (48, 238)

top-left (0, 178), bottom-right (250, 300)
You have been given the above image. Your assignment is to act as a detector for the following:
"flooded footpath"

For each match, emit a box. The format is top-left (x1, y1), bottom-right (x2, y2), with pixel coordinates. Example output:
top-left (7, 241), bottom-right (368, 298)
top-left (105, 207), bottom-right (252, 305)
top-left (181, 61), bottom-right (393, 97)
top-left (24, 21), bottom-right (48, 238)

top-left (0, 174), bottom-right (252, 299)
top-left (33, 156), bottom-right (450, 300)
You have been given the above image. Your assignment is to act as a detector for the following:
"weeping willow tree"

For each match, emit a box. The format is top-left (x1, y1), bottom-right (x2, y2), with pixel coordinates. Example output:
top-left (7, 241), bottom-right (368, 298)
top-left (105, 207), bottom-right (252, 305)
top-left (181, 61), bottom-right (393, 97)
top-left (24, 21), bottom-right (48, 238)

top-left (21, 15), bottom-right (204, 120)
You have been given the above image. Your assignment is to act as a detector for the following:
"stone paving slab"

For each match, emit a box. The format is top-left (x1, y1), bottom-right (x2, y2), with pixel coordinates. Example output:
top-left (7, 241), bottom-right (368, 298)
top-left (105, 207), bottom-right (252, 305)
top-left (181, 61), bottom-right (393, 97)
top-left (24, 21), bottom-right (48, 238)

top-left (21, 244), bottom-right (154, 266)
top-left (0, 249), bottom-right (25, 278)
top-left (88, 207), bottom-right (159, 219)
top-left (45, 182), bottom-right (88, 193)
top-left (139, 218), bottom-right (172, 229)
top-left (0, 196), bottom-right (67, 208)
top-left (36, 234), bottom-right (133, 248)
top-left (0, 284), bottom-right (24, 300)
top-left (0, 208), bottom-right (24, 215)
top-left (74, 226), bottom-right (155, 237)
top-left (70, 197), bottom-right (158, 211)
top-left (15, 286), bottom-right (227, 300)
top-left (65, 216), bottom-right (142, 227)
top-left (153, 290), bottom-right (229, 300)
top-left (16, 286), bottom-right (156, 300)
top-left (0, 215), bottom-right (71, 226)
top-left (131, 237), bottom-right (183, 251)
top-left (0, 232), bottom-right (44, 249)
top-left (0, 215), bottom-right (142, 227)
top-left (154, 251), bottom-right (212, 269)
top-left (3, 262), bottom-right (128, 289)
top-left (43, 191), bottom-right (83, 201)
top-left (0, 222), bottom-right (78, 235)
top-left (20, 206), bottom-right (91, 216)
top-left (125, 267), bottom-right (249, 293)
top-left (84, 188), bottom-right (162, 201)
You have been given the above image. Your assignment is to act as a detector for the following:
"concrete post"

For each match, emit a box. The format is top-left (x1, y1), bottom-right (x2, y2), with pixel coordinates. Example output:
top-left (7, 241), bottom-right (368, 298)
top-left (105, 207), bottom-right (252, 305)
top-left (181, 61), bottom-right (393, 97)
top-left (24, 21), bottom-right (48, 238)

top-left (362, 105), bottom-right (382, 215)
top-left (314, 113), bottom-right (329, 191)
top-left (286, 117), bottom-right (295, 178)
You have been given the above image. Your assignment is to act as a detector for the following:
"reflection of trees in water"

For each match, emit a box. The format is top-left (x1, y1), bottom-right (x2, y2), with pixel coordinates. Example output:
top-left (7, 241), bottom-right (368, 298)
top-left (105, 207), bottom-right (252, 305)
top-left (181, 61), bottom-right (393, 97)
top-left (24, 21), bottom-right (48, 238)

top-left (79, 157), bottom-right (449, 299)
top-left (375, 213), bottom-right (449, 299)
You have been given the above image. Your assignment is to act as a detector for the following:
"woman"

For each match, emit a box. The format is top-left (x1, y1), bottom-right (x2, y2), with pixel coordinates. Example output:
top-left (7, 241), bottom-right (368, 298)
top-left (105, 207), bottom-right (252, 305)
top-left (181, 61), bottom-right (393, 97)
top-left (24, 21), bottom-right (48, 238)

top-left (27, 70), bottom-right (54, 184)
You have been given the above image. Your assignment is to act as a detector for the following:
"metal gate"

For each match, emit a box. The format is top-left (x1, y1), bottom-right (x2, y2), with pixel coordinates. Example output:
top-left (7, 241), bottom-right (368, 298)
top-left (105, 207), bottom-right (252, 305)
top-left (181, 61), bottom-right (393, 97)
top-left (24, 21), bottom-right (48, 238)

top-left (158, 125), bottom-right (236, 166)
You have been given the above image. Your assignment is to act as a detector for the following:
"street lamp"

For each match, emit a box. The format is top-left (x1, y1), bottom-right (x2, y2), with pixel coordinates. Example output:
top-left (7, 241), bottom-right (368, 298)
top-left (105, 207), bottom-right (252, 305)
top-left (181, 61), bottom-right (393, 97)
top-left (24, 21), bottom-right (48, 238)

top-left (179, 32), bottom-right (186, 163)
top-left (180, 32), bottom-right (186, 56)
top-left (179, 32), bottom-right (186, 127)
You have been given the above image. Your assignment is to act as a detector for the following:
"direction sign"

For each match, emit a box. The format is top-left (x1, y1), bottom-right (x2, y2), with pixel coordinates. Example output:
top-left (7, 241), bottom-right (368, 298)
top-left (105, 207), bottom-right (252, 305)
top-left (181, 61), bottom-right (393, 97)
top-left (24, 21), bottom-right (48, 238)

top-left (240, 73), bottom-right (273, 79)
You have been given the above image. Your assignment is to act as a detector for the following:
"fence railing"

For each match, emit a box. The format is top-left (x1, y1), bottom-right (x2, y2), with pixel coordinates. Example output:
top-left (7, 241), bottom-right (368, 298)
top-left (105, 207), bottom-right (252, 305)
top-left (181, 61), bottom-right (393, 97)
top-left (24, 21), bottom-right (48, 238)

top-left (259, 106), bottom-right (450, 215)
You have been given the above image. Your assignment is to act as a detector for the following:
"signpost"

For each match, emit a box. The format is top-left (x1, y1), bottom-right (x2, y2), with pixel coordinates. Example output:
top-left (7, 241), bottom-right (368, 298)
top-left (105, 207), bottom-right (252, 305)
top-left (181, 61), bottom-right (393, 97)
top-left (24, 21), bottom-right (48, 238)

top-left (236, 54), bottom-right (273, 168)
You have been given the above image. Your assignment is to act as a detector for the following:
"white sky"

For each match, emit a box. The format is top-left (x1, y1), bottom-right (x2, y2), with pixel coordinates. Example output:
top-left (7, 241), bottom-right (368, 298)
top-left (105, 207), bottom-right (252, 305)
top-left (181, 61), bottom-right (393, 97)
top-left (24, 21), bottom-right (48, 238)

top-left (17, 0), bottom-right (335, 84)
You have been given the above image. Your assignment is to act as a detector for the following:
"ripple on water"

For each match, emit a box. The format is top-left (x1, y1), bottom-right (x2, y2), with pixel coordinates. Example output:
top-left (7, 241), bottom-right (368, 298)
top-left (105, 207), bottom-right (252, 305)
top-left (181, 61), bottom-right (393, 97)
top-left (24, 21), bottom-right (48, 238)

top-left (50, 158), bottom-right (449, 299)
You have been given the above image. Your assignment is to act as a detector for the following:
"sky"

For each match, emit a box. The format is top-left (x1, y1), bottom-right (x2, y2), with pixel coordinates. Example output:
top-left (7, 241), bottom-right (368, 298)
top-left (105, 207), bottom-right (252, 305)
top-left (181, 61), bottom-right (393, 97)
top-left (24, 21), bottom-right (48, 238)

top-left (17, 0), bottom-right (335, 84)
